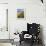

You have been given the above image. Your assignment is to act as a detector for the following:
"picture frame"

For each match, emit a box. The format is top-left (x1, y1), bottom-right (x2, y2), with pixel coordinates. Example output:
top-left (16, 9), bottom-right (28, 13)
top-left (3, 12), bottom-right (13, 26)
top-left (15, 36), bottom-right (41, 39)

top-left (16, 9), bottom-right (25, 19)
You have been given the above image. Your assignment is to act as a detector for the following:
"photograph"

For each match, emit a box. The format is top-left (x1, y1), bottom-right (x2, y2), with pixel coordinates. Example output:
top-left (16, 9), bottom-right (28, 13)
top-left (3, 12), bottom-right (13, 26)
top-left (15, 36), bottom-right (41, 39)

top-left (17, 9), bottom-right (24, 18)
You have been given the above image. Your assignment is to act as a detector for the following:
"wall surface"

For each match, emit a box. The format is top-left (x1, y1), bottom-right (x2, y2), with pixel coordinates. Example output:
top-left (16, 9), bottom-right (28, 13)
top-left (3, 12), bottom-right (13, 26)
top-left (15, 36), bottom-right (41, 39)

top-left (8, 0), bottom-right (46, 46)
top-left (0, 0), bottom-right (8, 3)
top-left (8, 0), bottom-right (45, 46)
top-left (0, 0), bottom-right (46, 46)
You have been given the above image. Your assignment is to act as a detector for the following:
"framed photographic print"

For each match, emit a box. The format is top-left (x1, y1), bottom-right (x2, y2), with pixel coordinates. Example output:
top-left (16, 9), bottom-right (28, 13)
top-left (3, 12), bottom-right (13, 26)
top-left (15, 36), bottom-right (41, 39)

top-left (17, 9), bottom-right (25, 18)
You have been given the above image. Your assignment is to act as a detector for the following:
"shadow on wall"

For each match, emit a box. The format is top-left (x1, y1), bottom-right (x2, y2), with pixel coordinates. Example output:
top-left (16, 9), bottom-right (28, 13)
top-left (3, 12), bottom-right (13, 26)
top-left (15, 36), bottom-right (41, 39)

top-left (40, 25), bottom-right (45, 46)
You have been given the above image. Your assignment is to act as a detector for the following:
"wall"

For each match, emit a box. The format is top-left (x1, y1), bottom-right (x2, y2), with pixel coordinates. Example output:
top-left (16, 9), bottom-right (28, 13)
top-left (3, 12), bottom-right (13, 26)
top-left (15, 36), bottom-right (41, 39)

top-left (0, 0), bottom-right (46, 46)
top-left (0, 0), bottom-right (8, 3)
top-left (9, 0), bottom-right (46, 44)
